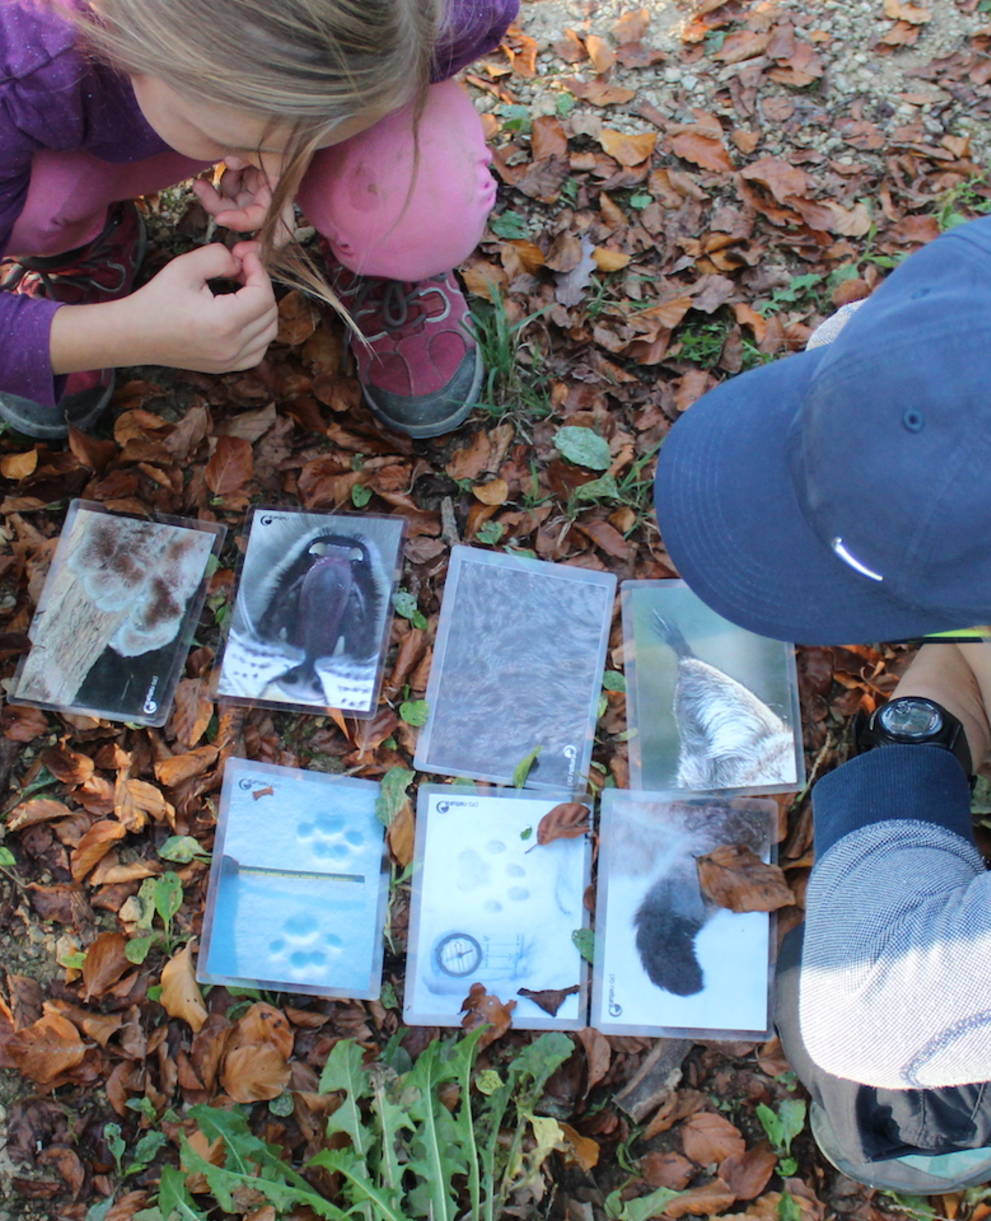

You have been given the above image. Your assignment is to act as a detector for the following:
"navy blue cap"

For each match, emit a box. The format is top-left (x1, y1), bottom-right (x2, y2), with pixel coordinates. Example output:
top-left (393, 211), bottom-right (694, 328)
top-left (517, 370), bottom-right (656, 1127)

top-left (654, 216), bottom-right (991, 645)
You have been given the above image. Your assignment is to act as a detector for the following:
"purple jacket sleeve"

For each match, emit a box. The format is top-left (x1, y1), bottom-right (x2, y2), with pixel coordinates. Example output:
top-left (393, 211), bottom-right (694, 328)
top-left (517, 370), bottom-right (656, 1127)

top-left (432, 0), bottom-right (519, 81)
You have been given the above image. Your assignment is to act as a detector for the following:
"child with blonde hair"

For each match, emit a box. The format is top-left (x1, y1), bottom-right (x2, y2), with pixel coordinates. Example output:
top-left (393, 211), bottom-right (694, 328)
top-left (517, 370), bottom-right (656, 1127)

top-left (0, 0), bottom-right (515, 439)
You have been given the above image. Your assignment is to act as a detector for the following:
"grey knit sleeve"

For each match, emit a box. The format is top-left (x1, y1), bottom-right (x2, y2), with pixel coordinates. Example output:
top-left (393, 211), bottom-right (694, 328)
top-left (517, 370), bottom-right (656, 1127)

top-left (799, 818), bottom-right (991, 1089)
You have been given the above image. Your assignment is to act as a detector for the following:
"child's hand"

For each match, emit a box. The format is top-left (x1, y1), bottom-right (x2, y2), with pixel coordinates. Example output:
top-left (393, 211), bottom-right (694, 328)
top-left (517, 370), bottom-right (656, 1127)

top-left (123, 241), bottom-right (279, 372)
top-left (193, 162), bottom-right (295, 247)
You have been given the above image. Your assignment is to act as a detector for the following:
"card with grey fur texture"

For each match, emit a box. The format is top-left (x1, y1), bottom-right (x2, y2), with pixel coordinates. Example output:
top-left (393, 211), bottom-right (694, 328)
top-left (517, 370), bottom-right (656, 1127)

top-left (414, 547), bottom-right (616, 788)
top-left (11, 500), bottom-right (224, 727)
top-left (404, 785), bottom-right (591, 1029)
top-left (591, 790), bottom-right (776, 1040)
top-left (216, 508), bottom-right (404, 717)
top-left (622, 580), bottom-right (804, 795)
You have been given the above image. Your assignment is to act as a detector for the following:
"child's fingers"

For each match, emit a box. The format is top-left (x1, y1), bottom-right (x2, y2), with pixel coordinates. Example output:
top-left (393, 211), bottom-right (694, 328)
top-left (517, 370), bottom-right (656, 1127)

top-left (172, 242), bottom-right (243, 284)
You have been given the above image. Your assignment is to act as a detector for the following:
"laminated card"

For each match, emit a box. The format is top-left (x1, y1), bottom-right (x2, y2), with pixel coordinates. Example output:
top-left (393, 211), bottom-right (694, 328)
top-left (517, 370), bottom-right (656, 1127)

top-left (11, 500), bottom-right (224, 727)
top-left (622, 580), bottom-right (804, 795)
top-left (198, 758), bottom-right (388, 999)
top-left (216, 508), bottom-right (404, 717)
top-left (405, 786), bottom-right (592, 1030)
top-left (592, 790), bottom-right (776, 1040)
top-left (414, 547), bottom-right (616, 788)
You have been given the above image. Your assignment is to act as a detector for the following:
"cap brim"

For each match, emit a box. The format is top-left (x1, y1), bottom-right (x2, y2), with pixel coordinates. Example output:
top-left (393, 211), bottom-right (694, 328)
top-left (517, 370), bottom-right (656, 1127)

top-left (654, 348), bottom-right (964, 644)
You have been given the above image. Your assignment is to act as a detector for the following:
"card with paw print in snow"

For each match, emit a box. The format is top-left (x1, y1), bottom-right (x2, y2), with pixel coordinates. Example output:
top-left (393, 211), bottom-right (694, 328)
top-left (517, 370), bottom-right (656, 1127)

top-left (198, 758), bottom-right (388, 999)
top-left (404, 785), bottom-right (592, 1030)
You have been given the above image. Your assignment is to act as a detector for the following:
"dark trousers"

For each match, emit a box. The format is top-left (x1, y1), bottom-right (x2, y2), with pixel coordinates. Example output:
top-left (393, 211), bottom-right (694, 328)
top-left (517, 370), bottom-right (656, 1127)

top-left (776, 926), bottom-right (991, 1165)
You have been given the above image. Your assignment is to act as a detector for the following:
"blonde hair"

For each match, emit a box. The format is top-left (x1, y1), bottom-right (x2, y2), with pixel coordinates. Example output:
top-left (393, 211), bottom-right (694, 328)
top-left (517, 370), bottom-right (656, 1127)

top-left (77, 0), bottom-right (441, 301)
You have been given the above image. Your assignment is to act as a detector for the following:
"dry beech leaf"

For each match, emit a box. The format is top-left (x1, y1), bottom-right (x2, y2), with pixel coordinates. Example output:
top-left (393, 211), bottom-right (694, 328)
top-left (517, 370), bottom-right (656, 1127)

top-left (563, 78), bottom-right (636, 106)
top-left (7, 798), bottom-right (73, 832)
top-left (7, 1009), bottom-right (87, 1084)
top-left (680, 1111), bottom-right (746, 1165)
top-left (154, 746), bottom-right (219, 788)
top-left (613, 8), bottom-right (650, 42)
top-left (161, 942), bottom-right (208, 1033)
top-left (116, 778), bottom-right (176, 832)
top-left (598, 128), bottom-right (656, 166)
top-left (884, 0), bottom-right (930, 21)
top-left (669, 131), bottom-right (733, 172)
top-left (205, 435), bottom-right (253, 496)
top-left (576, 1025), bottom-right (611, 1092)
top-left (0, 448), bottom-right (38, 480)
top-left (697, 844), bottom-right (795, 912)
top-left (641, 1150), bottom-right (695, 1190)
top-left (230, 1002), bottom-right (294, 1058)
top-left (531, 114), bottom-right (568, 160)
top-left (559, 1120), bottom-right (600, 1171)
top-left (387, 799), bottom-right (415, 869)
top-left (472, 478), bottom-right (508, 506)
top-left (593, 248), bottom-right (632, 272)
top-left (719, 1141), bottom-right (778, 1199)
top-left (71, 820), bottom-right (128, 882)
top-left (82, 932), bottom-right (131, 1000)
top-left (40, 745), bottom-right (95, 786)
top-left (664, 1179), bottom-right (737, 1218)
top-left (739, 156), bottom-right (810, 204)
top-left (586, 33), bottom-right (616, 73)
top-left (460, 982), bottom-right (515, 1048)
top-left (517, 984), bottom-right (581, 1015)
top-left (534, 802), bottom-right (591, 846)
top-left (1, 705), bottom-right (49, 742)
top-left (222, 1043), bottom-right (291, 1103)
top-left (170, 677), bottom-right (215, 747)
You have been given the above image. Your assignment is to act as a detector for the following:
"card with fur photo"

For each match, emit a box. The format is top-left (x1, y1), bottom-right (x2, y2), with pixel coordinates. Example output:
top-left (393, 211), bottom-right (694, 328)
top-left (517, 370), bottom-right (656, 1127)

top-left (404, 786), bottom-right (591, 1030)
top-left (198, 757), bottom-right (388, 999)
top-left (592, 790), bottom-right (776, 1039)
top-left (11, 501), bottom-right (224, 727)
top-left (414, 547), bottom-right (616, 788)
top-left (622, 580), bottom-right (804, 795)
top-left (216, 508), bottom-right (404, 716)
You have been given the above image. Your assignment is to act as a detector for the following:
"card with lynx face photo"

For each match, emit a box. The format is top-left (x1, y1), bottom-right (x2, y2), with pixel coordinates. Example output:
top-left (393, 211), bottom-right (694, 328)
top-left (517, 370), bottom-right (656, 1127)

top-left (216, 508), bottom-right (404, 717)
top-left (413, 547), bottom-right (617, 788)
top-left (622, 580), bottom-right (805, 795)
top-left (404, 786), bottom-right (591, 1030)
top-left (592, 790), bottom-right (776, 1040)
top-left (11, 501), bottom-right (224, 726)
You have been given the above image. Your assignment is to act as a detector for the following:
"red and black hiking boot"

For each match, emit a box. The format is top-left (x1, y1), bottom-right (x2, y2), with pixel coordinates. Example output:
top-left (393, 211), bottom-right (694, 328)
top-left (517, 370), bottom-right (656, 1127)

top-left (326, 254), bottom-right (483, 439)
top-left (0, 201), bottom-right (146, 439)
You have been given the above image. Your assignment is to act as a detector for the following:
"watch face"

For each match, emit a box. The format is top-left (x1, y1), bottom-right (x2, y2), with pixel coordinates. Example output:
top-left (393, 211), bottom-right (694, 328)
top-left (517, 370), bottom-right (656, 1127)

top-left (878, 698), bottom-right (942, 739)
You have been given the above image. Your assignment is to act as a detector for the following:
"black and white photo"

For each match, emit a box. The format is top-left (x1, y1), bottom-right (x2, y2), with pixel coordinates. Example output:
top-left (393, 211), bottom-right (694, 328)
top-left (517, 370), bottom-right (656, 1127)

top-left (217, 509), bottom-right (403, 715)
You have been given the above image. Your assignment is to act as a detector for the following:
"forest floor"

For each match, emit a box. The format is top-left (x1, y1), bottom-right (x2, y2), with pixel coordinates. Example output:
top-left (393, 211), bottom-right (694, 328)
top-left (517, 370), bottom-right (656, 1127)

top-left (3, 0), bottom-right (991, 1219)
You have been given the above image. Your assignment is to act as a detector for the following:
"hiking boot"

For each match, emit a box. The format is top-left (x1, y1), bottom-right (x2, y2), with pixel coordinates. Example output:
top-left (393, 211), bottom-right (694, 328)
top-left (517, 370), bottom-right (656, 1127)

top-left (0, 201), bottom-right (147, 439)
top-left (326, 255), bottom-right (482, 439)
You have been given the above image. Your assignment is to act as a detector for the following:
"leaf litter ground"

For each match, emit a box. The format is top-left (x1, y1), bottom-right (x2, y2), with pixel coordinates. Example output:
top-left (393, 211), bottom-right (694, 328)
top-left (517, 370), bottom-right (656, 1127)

top-left (3, 0), bottom-right (991, 1218)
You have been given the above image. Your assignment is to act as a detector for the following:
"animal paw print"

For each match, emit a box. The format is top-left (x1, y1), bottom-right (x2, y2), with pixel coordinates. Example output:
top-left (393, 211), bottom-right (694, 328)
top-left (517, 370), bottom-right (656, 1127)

top-left (457, 840), bottom-right (531, 913)
top-left (298, 810), bottom-right (365, 865)
top-left (268, 912), bottom-right (343, 977)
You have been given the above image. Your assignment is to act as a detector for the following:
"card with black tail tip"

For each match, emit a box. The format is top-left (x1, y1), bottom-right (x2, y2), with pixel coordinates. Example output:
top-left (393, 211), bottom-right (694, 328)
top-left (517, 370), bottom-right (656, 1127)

top-left (592, 789), bottom-right (776, 1040)
top-left (215, 507), bottom-right (404, 717)
top-left (10, 500), bottom-right (224, 727)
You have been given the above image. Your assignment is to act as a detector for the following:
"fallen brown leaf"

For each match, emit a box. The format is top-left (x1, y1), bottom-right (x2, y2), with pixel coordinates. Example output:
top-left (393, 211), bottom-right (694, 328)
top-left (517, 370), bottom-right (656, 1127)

top-left (697, 844), bottom-right (795, 912)
top-left (535, 802), bottom-right (591, 846)
top-left (517, 984), bottom-right (581, 1016)
top-left (460, 982), bottom-right (515, 1048)
top-left (6, 1008), bottom-right (87, 1084)
top-left (680, 1110), bottom-right (745, 1164)
top-left (160, 942), bottom-right (208, 1033)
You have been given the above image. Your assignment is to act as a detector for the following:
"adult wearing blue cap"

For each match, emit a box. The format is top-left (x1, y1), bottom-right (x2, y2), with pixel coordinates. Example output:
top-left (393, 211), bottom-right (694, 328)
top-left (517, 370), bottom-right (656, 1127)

top-left (655, 216), bottom-right (991, 1194)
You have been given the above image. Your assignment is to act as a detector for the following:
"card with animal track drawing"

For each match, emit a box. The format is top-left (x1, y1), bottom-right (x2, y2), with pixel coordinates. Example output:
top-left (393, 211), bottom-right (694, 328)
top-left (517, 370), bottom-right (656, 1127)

top-left (197, 757), bottom-right (388, 999)
top-left (215, 508), bottom-right (404, 717)
top-left (414, 547), bottom-right (616, 788)
top-left (11, 500), bottom-right (225, 727)
top-left (622, 580), bottom-right (805, 795)
top-left (592, 790), bottom-right (776, 1039)
top-left (404, 786), bottom-right (592, 1030)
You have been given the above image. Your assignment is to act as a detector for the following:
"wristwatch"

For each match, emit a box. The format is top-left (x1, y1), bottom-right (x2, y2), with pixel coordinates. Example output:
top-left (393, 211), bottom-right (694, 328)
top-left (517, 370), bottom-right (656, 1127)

top-left (856, 696), bottom-right (973, 778)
